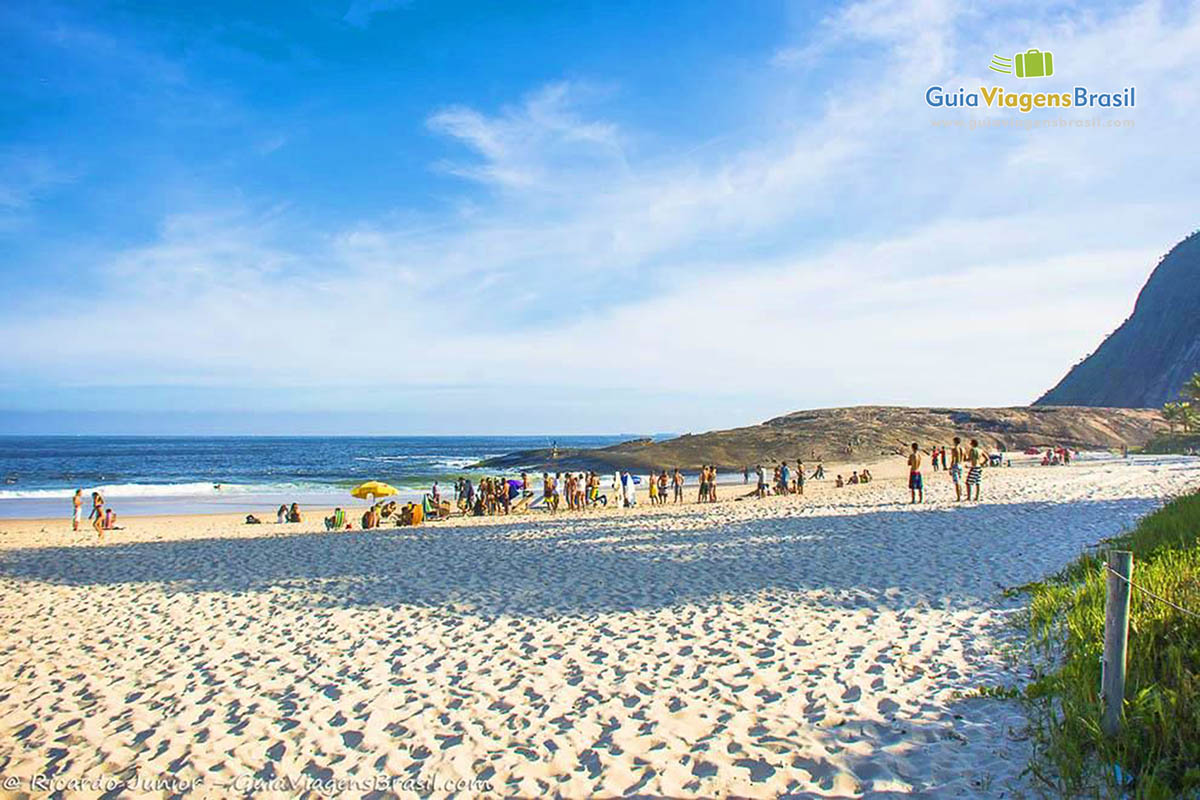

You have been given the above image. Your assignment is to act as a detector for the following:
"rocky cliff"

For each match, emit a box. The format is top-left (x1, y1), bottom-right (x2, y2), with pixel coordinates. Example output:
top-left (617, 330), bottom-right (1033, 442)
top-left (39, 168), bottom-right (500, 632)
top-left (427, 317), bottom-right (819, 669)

top-left (1036, 230), bottom-right (1200, 407)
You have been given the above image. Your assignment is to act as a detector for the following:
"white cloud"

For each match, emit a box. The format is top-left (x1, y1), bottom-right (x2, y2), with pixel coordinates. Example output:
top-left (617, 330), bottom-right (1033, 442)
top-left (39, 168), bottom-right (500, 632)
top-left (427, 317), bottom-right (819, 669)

top-left (4, 0), bottom-right (1199, 429)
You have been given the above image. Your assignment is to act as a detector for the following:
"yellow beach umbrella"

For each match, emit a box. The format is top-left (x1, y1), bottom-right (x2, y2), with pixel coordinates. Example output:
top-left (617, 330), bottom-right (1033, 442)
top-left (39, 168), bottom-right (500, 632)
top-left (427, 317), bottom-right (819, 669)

top-left (350, 481), bottom-right (398, 501)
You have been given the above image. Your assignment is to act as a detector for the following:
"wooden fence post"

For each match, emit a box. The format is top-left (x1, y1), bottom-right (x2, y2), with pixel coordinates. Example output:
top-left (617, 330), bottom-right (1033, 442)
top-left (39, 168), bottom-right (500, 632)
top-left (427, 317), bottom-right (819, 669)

top-left (1101, 549), bottom-right (1133, 737)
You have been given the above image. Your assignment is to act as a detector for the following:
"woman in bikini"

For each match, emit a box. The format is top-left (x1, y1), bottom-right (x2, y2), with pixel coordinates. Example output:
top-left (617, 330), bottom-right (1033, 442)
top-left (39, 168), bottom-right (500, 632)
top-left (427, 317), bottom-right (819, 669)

top-left (90, 491), bottom-right (105, 537)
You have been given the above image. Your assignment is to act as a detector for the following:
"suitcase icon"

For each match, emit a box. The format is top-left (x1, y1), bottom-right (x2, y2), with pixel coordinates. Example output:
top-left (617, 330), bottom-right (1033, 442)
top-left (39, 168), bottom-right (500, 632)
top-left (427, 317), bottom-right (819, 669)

top-left (1014, 49), bottom-right (1053, 78)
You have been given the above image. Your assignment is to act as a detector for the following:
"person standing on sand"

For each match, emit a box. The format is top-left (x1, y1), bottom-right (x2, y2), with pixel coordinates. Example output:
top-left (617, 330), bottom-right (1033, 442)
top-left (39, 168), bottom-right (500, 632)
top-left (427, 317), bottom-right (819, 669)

top-left (709, 466), bottom-right (718, 502)
top-left (796, 460), bottom-right (805, 495)
top-left (966, 439), bottom-right (986, 501)
top-left (743, 466), bottom-right (749, 484)
top-left (90, 491), bottom-right (104, 537)
top-left (949, 436), bottom-right (966, 502)
top-left (780, 461), bottom-right (791, 496)
top-left (907, 443), bottom-right (924, 504)
top-left (72, 489), bottom-right (82, 532)
top-left (672, 468), bottom-right (683, 503)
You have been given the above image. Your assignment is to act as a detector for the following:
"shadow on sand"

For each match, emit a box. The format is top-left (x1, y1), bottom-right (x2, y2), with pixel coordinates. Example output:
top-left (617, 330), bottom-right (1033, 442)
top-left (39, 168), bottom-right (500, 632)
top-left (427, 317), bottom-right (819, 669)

top-left (0, 497), bottom-right (1156, 617)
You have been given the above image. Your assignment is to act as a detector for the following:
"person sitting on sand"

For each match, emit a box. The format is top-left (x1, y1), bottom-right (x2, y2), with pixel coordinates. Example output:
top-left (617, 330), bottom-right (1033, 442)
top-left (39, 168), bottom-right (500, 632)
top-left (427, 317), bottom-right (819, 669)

top-left (246, 514), bottom-right (262, 524)
top-left (847, 471), bottom-right (859, 485)
top-left (103, 507), bottom-right (117, 529)
top-left (325, 508), bottom-right (346, 530)
top-left (288, 503), bottom-right (301, 523)
top-left (362, 505), bottom-right (378, 530)
top-left (277, 504), bottom-right (288, 524)
top-left (835, 474), bottom-right (844, 488)
top-left (860, 468), bottom-right (872, 483)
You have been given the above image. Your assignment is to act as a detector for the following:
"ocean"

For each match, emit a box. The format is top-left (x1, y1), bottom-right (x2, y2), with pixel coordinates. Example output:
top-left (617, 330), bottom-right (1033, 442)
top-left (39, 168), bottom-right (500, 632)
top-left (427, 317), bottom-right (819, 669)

top-left (0, 435), bottom-right (632, 519)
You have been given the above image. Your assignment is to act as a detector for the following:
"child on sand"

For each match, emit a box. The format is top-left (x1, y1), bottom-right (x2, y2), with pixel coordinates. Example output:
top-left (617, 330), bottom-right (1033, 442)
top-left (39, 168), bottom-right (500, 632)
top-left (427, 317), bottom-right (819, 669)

top-left (907, 443), bottom-right (924, 504)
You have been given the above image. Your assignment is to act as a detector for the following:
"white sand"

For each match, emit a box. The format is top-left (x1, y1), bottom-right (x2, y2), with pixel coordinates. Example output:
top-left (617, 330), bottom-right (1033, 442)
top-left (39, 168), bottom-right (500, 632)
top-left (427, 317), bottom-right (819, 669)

top-left (0, 454), bottom-right (1197, 798)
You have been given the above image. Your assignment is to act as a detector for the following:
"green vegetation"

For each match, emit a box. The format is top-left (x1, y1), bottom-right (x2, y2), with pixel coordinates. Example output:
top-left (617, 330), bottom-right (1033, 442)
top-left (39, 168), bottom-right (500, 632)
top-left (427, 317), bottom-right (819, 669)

top-left (1149, 372), bottom-right (1200, 453)
top-left (1141, 432), bottom-right (1200, 455)
top-left (1022, 490), bottom-right (1200, 798)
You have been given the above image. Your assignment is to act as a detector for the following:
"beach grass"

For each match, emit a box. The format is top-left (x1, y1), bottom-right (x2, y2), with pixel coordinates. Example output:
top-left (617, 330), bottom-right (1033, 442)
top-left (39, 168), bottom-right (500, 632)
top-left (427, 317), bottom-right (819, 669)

top-left (1022, 489), bottom-right (1200, 798)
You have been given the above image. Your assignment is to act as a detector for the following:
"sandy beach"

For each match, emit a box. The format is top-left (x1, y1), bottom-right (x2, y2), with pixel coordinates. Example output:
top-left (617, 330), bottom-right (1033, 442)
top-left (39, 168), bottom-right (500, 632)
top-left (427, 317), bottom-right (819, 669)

top-left (1, 453), bottom-right (1197, 798)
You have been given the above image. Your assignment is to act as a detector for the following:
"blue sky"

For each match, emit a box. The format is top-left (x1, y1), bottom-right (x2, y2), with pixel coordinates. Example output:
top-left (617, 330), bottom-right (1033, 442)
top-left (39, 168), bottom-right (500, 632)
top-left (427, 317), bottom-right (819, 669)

top-left (2, 0), bottom-right (1198, 434)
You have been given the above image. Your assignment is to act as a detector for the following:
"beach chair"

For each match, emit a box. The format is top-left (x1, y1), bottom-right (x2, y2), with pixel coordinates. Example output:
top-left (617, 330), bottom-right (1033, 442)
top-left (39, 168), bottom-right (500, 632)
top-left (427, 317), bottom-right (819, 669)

top-left (323, 508), bottom-right (345, 531)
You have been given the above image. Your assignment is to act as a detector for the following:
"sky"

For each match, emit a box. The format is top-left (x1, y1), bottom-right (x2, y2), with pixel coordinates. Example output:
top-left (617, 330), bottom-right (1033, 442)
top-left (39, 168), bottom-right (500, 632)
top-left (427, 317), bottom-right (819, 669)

top-left (1, 0), bottom-right (1198, 435)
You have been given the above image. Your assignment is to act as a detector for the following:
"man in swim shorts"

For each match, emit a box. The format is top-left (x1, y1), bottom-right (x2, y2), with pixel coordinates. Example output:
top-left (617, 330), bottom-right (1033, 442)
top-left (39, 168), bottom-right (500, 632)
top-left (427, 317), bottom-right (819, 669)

top-left (907, 442), bottom-right (923, 504)
top-left (966, 439), bottom-right (985, 501)
top-left (949, 436), bottom-right (966, 501)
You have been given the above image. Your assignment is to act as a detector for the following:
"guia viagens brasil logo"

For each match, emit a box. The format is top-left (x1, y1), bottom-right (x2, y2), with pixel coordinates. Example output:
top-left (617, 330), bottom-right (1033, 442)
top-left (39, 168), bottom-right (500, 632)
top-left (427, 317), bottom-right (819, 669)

top-left (926, 49), bottom-right (1134, 113)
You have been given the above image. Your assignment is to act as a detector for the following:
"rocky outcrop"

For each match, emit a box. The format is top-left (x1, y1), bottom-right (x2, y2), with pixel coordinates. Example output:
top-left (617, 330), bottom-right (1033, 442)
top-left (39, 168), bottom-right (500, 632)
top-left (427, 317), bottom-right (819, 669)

top-left (1036, 230), bottom-right (1200, 407)
top-left (477, 405), bottom-right (1163, 472)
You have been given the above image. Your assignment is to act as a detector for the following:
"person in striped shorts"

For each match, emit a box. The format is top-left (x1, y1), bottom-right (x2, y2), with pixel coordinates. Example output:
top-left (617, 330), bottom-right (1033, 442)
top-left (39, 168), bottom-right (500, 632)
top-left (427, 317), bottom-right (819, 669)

top-left (966, 438), bottom-right (986, 501)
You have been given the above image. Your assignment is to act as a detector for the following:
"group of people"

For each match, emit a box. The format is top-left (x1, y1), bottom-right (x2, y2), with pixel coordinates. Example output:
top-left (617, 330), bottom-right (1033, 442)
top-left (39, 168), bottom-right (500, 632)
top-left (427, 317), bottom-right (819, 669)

top-left (646, 469), bottom-right (686, 505)
top-left (749, 462), bottom-right (795, 497)
top-left (70, 435), bottom-right (1027, 535)
top-left (72, 489), bottom-right (117, 537)
top-left (455, 475), bottom-right (525, 516)
top-left (907, 436), bottom-right (989, 503)
top-left (1040, 447), bottom-right (1073, 466)
top-left (834, 468), bottom-right (872, 488)
top-left (276, 503), bottom-right (303, 524)
top-left (357, 500), bottom-right (401, 529)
